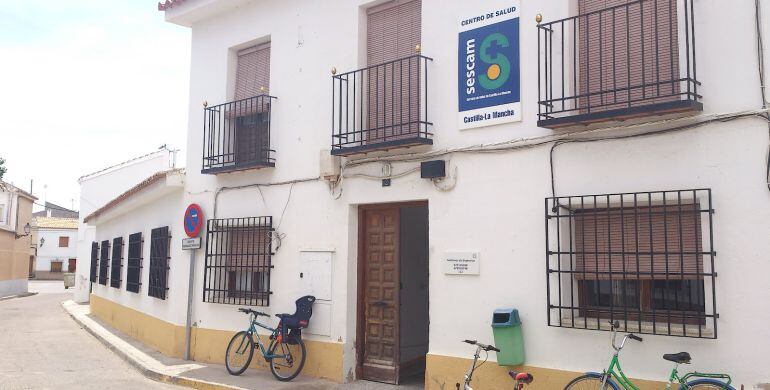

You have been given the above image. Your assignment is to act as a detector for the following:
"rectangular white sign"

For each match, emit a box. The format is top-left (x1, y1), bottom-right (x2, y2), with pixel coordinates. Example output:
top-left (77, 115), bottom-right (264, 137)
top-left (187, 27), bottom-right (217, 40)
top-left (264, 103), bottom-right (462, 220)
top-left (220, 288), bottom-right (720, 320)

top-left (182, 237), bottom-right (201, 250)
top-left (445, 252), bottom-right (480, 275)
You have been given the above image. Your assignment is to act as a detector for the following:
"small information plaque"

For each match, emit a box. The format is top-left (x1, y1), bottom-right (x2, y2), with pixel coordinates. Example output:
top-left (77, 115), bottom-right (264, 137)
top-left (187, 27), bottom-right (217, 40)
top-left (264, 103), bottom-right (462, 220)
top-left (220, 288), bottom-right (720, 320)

top-left (182, 237), bottom-right (201, 250)
top-left (445, 252), bottom-right (480, 275)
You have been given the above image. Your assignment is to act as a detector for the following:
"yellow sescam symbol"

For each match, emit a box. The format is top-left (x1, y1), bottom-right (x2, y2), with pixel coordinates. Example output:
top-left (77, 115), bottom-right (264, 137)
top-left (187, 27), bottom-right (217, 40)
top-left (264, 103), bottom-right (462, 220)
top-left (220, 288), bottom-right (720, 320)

top-left (486, 63), bottom-right (501, 81)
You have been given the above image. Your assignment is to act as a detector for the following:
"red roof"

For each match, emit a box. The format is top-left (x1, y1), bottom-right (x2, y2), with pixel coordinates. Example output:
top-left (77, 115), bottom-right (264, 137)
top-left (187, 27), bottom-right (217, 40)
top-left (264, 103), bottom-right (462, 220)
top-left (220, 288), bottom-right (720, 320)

top-left (83, 169), bottom-right (183, 223)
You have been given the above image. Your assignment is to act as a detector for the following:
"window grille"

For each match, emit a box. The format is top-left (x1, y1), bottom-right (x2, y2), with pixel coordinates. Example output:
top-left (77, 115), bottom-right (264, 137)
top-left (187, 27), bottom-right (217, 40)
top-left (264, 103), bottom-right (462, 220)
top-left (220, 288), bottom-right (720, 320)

top-left (545, 189), bottom-right (718, 338)
top-left (98, 240), bottom-right (110, 285)
top-left (89, 242), bottom-right (99, 283)
top-left (126, 232), bottom-right (143, 293)
top-left (110, 237), bottom-right (123, 289)
top-left (203, 216), bottom-right (273, 306)
top-left (148, 227), bottom-right (171, 300)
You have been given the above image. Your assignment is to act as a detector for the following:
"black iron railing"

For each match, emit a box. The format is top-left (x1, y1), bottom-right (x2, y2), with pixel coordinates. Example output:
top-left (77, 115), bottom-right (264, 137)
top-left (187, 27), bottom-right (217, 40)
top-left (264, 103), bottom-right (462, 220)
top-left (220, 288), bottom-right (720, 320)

top-left (148, 226), bottom-right (170, 300)
top-left (89, 242), bottom-right (99, 283)
top-left (545, 189), bottom-right (718, 338)
top-left (98, 239), bottom-right (110, 286)
top-left (203, 216), bottom-right (273, 307)
top-left (537, 0), bottom-right (701, 128)
top-left (331, 54), bottom-right (433, 155)
top-left (110, 237), bottom-right (123, 289)
top-left (202, 94), bottom-right (276, 174)
top-left (126, 232), bottom-right (143, 294)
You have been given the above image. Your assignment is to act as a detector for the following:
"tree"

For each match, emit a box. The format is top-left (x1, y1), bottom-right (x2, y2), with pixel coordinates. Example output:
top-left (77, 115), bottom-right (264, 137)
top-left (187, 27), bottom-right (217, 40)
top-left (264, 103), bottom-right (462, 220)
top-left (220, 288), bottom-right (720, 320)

top-left (0, 158), bottom-right (5, 180)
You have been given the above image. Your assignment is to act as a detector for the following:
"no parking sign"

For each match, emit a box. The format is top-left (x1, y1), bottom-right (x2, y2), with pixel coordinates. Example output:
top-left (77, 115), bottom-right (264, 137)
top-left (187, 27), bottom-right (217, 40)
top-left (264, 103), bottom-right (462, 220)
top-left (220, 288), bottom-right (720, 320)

top-left (182, 204), bottom-right (203, 249)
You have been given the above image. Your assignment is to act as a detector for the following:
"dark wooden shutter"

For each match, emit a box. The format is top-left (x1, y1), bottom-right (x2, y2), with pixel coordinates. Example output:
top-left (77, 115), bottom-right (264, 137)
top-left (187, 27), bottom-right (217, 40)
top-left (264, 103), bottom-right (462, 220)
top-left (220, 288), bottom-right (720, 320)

top-left (234, 43), bottom-right (271, 100)
top-left (366, 0), bottom-right (421, 143)
top-left (574, 203), bottom-right (702, 279)
top-left (578, 0), bottom-right (679, 112)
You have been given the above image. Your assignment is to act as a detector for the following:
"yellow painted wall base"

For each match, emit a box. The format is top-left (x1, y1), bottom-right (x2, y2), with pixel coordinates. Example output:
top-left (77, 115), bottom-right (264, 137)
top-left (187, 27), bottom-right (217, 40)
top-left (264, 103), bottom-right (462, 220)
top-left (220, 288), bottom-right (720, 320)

top-left (425, 354), bottom-right (664, 390)
top-left (89, 294), bottom-right (344, 382)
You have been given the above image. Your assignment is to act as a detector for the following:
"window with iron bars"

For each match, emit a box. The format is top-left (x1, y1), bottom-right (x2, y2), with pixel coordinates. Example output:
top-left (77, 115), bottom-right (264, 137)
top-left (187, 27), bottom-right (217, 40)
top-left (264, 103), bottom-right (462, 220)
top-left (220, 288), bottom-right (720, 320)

top-left (545, 189), bottom-right (718, 338)
top-left (109, 237), bottom-right (123, 289)
top-left (148, 227), bottom-right (171, 300)
top-left (89, 242), bottom-right (99, 283)
top-left (126, 232), bottom-right (143, 293)
top-left (98, 240), bottom-right (110, 285)
top-left (203, 217), bottom-right (273, 306)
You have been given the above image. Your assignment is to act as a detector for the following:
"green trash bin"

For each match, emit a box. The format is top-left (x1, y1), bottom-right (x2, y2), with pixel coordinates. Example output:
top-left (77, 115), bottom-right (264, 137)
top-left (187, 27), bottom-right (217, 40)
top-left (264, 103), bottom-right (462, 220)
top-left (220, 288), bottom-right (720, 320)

top-left (491, 308), bottom-right (524, 365)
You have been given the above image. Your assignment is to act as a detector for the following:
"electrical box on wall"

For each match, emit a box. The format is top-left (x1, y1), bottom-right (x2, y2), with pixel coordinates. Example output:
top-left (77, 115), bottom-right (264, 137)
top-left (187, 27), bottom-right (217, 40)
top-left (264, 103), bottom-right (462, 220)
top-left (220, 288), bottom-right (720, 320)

top-left (298, 250), bottom-right (333, 337)
top-left (421, 160), bottom-right (446, 179)
top-left (319, 150), bottom-right (340, 180)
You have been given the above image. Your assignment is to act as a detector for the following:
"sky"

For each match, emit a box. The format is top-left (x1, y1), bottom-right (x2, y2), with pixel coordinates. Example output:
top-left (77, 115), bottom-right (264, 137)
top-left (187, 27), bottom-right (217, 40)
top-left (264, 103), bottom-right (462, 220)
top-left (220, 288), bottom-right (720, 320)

top-left (0, 0), bottom-right (190, 211)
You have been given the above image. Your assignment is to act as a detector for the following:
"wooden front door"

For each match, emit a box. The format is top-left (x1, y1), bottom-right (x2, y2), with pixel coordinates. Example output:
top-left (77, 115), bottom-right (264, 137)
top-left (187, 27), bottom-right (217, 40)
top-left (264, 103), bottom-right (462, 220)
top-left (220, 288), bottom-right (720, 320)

top-left (68, 258), bottom-right (77, 273)
top-left (360, 206), bottom-right (401, 383)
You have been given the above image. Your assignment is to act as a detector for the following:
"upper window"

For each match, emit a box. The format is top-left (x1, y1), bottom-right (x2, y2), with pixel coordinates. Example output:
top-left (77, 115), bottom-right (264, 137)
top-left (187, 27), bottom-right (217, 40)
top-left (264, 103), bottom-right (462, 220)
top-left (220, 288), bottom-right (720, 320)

top-left (331, 0), bottom-right (432, 155)
top-left (201, 42), bottom-right (275, 174)
top-left (234, 42), bottom-right (271, 100)
top-left (545, 189), bottom-right (717, 338)
top-left (59, 236), bottom-right (70, 247)
top-left (536, 0), bottom-right (701, 129)
top-left (203, 217), bottom-right (273, 306)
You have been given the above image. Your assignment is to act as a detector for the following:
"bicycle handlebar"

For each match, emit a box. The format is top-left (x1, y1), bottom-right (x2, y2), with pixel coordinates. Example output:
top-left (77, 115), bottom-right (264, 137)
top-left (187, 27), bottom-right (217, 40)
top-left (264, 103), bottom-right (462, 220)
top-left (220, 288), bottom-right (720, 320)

top-left (238, 308), bottom-right (268, 317)
top-left (462, 339), bottom-right (500, 352)
top-left (628, 334), bottom-right (643, 342)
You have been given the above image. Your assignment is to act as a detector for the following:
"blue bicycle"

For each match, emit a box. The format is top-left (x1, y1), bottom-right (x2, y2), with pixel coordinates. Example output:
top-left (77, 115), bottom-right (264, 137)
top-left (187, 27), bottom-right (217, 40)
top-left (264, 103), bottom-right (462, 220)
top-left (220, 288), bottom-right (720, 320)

top-left (225, 296), bottom-right (315, 381)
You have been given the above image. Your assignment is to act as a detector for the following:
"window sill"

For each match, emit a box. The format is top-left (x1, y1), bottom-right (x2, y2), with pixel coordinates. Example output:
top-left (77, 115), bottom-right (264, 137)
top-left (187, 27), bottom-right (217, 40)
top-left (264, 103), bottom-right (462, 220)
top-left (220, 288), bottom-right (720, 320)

top-left (559, 316), bottom-right (714, 338)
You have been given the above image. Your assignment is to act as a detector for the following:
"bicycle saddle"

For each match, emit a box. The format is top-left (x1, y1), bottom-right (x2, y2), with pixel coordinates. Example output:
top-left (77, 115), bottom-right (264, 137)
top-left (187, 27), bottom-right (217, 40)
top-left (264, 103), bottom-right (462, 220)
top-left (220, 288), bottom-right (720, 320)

top-left (508, 371), bottom-right (534, 383)
top-left (662, 352), bottom-right (691, 364)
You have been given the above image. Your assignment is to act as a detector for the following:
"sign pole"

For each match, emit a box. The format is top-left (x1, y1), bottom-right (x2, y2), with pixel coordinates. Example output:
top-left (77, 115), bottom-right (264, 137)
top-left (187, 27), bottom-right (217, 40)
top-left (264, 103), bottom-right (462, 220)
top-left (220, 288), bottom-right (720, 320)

top-left (184, 248), bottom-right (196, 360)
top-left (182, 203), bottom-right (204, 361)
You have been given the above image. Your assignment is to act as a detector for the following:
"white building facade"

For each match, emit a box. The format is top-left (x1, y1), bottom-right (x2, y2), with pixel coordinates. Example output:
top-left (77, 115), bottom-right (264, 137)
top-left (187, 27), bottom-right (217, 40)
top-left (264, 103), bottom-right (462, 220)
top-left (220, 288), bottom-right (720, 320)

top-left (32, 217), bottom-right (78, 274)
top-left (86, 0), bottom-right (770, 388)
top-left (74, 149), bottom-right (175, 303)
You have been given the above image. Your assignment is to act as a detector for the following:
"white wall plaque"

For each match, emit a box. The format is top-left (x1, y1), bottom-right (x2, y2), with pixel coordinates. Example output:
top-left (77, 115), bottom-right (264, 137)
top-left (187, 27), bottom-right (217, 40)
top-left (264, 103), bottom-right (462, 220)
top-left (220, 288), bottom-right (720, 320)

top-left (445, 252), bottom-right (480, 275)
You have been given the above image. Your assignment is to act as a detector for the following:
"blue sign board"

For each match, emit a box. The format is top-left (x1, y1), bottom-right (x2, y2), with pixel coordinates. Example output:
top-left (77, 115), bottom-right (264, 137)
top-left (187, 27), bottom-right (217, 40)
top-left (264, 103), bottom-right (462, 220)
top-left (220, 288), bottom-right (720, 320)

top-left (458, 2), bottom-right (521, 129)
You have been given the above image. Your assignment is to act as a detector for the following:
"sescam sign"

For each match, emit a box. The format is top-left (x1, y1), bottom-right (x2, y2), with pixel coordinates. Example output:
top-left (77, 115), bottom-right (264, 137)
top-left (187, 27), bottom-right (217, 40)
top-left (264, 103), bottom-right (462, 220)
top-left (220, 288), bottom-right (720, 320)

top-left (458, 2), bottom-right (521, 129)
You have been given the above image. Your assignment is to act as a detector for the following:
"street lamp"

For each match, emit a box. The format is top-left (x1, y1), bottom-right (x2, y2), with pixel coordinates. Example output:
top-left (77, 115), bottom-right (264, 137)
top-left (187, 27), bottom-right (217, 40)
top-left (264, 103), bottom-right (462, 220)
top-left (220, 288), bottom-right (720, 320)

top-left (40, 237), bottom-right (45, 247)
top-left (15, 222), bottom-right (31, 240)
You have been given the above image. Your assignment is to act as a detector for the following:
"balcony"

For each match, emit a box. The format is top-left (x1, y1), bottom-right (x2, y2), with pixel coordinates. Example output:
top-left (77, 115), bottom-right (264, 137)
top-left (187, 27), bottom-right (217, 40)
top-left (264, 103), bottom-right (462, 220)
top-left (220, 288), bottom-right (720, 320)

top-left (201, 94), bottom-right (276, 174)
top-left (331, 54), bottom-right (433, 156)
top-left (537, 0), bottom-right (701, 129)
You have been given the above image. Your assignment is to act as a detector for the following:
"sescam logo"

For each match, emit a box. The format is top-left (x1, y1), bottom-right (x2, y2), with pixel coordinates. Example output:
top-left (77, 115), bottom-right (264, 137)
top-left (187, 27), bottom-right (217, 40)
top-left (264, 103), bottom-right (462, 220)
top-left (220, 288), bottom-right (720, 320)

top-left (457, 3), bottom-right (521, 129)
top-left (465, 32), bottom-right (511, 95)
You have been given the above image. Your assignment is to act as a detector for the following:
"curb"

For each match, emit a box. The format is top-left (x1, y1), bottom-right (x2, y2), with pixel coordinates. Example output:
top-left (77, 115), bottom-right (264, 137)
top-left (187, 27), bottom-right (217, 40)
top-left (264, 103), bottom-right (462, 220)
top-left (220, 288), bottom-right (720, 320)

top-left (0, 292), bottom-right (38, 301)
top-left (61, 301), bottom-right (249, 390)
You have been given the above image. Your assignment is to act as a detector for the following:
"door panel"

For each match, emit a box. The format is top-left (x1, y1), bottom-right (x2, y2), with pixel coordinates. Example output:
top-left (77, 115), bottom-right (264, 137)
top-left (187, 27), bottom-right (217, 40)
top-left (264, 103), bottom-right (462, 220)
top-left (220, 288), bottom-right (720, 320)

top-left (68, 258), bottom-right (77, 272)
top-left (361, 207), bottom-right (400, 384)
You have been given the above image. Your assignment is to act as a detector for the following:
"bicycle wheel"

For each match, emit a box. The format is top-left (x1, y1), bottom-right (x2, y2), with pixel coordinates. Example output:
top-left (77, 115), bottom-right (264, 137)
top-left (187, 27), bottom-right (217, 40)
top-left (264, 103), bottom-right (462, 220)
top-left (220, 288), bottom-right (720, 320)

top-left (564, 373), bottom-right (619, 390)
top-left (268, 333), bottom-right (307, 381)
top-left (685, 379), bottom-right (736, 390)
top-left (225, 331), bottom-right (254, 376)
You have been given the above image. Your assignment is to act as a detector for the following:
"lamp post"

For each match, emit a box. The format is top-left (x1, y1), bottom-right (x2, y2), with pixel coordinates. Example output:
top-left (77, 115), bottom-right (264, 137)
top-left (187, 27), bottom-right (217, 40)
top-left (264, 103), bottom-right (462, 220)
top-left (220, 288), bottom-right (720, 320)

top-left (15, 223), bottom-right (30, 240)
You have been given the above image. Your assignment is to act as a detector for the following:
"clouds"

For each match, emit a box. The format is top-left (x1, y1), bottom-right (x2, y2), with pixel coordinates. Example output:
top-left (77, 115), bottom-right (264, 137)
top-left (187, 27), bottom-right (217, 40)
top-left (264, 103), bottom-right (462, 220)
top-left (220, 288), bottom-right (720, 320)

top-left (0, 0), bottom-right (190, 209)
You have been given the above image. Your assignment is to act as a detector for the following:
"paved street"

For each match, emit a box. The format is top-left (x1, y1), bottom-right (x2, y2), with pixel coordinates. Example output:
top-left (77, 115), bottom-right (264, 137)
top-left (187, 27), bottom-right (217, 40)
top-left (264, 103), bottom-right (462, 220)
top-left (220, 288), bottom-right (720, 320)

top-left (0, 281), bottom-right (178, 389)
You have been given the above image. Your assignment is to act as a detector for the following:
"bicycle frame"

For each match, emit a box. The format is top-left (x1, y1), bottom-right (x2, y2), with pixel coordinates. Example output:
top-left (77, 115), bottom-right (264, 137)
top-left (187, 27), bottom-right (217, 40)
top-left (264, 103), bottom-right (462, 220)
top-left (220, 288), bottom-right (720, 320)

top-left (244, 314), bottom-right (290, 361)
top-left (461, 345), bottom-right (484, 390)
top-left (599, 329), bottom-right (732, 390)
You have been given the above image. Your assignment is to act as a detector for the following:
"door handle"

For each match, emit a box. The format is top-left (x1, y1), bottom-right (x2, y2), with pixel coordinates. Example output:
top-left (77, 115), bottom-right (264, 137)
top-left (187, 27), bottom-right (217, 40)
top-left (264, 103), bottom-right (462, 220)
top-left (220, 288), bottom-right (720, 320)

top-left (371, 301), bottom-right (388, 307)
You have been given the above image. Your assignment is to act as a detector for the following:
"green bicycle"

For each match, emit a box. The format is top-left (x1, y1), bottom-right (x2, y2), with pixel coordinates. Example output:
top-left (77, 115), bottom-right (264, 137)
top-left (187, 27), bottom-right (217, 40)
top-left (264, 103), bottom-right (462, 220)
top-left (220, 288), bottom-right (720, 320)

top-left (225, 306), bottom-right (308, 381)
top-left (565, 321), bottom-right (733, 390)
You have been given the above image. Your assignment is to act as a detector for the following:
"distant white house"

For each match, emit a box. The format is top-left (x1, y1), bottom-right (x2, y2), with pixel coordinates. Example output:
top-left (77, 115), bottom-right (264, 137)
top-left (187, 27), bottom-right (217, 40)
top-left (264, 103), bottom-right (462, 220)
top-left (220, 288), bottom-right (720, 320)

top-left (31, 217), bottom-right (78, 279)
top-left (73, 148), bottom-right (177, 303)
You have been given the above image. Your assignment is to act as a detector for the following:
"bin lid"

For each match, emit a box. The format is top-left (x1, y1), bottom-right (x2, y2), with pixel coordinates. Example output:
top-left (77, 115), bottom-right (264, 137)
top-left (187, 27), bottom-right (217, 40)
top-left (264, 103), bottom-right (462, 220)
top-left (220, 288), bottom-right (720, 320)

top-left (491, 308), bottom-right (521, 327)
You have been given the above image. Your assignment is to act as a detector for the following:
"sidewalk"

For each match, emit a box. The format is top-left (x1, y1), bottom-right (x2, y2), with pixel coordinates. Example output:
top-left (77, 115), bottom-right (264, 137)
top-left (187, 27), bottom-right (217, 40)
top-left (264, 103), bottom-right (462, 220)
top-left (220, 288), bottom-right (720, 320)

top-left (62, 300), bottom-right (421, 390)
